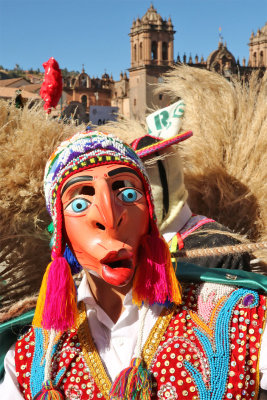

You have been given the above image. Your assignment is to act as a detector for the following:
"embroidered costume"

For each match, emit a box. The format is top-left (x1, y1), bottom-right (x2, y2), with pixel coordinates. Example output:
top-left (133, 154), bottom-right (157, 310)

top-left (15, 282), bottom-right (266, 399)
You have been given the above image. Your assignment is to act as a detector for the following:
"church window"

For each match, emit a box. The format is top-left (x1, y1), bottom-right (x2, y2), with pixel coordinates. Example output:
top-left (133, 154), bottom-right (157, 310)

top-left (162, 42), bottom-right (168, 60)
top-left (81, 95), bottom-right (87, 110)
top-left (81, 76), bottom-right (87, 87)
top-left (259, 51), bottom-right (264, 66)
top-left (134, 98), bottom-right (136, 106)
top-left (151, 41), bottom-right (157, 60)
top-left (253, 52), bottom-right (257, 67)
top-left (140, 42), bottom-right (143, 60)
top-left (134, 44), bottom-right (137, 61)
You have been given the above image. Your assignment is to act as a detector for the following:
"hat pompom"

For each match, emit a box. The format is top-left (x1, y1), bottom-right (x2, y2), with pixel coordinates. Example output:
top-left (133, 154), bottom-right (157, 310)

top-left (32, 381), bottom-right (64, 400)
top-left (132, 231), bottom-right (182, 307)
top-left (33, 255), bottom-right (78, 332)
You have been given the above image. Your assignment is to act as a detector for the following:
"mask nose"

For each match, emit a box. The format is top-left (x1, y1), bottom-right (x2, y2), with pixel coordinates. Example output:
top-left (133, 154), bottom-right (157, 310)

top-left (91, 179), bottom-right (126, 231)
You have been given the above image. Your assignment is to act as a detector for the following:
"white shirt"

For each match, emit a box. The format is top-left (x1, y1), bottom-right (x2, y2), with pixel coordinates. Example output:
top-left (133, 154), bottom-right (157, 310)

top-left (0, 276), bottom-right (163, 399)
top-left (77, 276), bottom-right (163, 381)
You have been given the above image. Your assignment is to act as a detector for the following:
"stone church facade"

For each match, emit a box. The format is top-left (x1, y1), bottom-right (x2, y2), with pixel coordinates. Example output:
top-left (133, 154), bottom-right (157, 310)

top-left (249, 23), bottom-right (267, 67)
top-left (128, 5), bottom-right (175, 120)
top-left (62, 5), bottom-right (267, 122)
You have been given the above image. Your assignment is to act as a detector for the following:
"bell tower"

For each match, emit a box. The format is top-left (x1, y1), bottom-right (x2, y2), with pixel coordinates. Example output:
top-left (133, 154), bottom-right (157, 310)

top-left (129, 4), bottom-right (175, 120)
top-left (249, 23), bottom-right (267, 67)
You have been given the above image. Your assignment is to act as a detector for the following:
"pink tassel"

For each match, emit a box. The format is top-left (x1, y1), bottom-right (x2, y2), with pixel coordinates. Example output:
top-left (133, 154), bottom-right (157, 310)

top-left (133, 233), bottom-right (182, 306)
top-left (133, 234), bottom-right (169, 305)
top-left (42, 256), bottom-right (78, 331)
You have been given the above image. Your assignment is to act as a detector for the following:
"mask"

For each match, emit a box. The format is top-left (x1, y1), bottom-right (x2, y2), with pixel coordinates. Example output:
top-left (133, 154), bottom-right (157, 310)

top-left (62, 164), bottom-right (149, 286)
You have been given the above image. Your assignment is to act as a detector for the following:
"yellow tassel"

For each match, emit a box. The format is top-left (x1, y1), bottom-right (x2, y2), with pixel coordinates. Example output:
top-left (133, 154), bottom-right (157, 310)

top-left (165, 244), bottom-right (182, 305)
top-left (32, 262), bottom-right (52, 328)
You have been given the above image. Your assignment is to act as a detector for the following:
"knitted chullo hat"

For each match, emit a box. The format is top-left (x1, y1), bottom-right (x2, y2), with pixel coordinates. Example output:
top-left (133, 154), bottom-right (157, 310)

top-left (33, 130), bottom-right (181, 333)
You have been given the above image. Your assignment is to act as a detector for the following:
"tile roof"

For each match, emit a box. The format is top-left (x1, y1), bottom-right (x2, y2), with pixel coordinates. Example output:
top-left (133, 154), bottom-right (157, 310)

top-left (19, 84), bottom-right (42, 93)
top-left (0, 77), bottom-right (28, 87)
top-left (0, 87), bottom-right (41, 99)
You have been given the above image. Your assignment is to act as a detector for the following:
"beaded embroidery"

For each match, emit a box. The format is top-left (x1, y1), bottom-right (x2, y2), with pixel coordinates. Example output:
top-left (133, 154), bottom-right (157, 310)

top-left (15, 283), bottom-right (267, 400)
top-left (185, 287), bottom-right (259, 400)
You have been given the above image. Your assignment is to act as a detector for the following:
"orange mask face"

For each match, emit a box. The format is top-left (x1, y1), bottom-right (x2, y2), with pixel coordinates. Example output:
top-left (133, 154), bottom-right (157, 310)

top-left (61, 164), bottom-right (149, 286)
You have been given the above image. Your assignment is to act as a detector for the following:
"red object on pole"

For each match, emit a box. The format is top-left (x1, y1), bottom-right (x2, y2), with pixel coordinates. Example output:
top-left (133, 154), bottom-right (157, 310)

top-left (40, 57), bottom-right (63, 114)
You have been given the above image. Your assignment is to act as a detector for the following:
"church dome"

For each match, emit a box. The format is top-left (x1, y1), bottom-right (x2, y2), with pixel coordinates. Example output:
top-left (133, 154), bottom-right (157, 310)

top-left (259, 22), bottom-right (267, 36)
top-left (102, 72), bottom-right (110, 80)
top-left (207, 42), bottom-right (236, 70)
top-left (141, 4), bottom-right (162, 24)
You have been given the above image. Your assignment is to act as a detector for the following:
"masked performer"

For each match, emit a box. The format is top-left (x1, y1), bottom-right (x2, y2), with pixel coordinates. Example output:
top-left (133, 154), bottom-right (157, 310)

top-left (1, 131), bottom-right (267, 400)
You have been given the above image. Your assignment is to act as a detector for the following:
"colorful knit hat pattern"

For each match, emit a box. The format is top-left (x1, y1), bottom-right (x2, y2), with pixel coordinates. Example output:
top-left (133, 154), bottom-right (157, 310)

top-left (33, 131), bottom-right (181, 333)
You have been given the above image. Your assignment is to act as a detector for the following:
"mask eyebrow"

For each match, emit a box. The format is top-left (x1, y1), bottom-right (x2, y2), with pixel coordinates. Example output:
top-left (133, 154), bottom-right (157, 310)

top-left (112, 180), bottom-right (134, 191)
top-left (61, 175), bottom-right (93, 196)
top-left (108, 167), bottom-right (140, 178)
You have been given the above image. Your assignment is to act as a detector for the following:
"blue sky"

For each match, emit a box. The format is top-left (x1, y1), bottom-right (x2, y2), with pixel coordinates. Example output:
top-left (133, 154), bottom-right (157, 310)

top-left (0, 0), bottom-right (266, 80)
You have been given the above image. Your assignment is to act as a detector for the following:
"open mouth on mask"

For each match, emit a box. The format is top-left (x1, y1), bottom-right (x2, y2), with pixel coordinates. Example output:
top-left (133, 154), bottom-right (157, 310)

top-left (101, 251), bottom-right (133, 269)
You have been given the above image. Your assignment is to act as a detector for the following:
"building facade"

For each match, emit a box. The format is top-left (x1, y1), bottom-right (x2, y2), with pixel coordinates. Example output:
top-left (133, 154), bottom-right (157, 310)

top-left (117, 6), bottom-right (266, 120)
top-left (0, 7), bottom-right (265, 122)
top-left (249, 22), bottom-right (267, 67)
top-left (128, 4), bottom-right (175, 120)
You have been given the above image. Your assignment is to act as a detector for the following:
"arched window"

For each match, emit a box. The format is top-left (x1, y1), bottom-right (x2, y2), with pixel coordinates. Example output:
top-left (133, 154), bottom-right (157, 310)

top-left (253, 52), bottom-right (257, 67)
top-left (162, 42), bottom-right (168, 60)
top-left (81, 76), bottom-right (87, 87)
top-left (81, 95), bottom-right (87, 110)
top-left (222, 56), bottom-right (230, 71)
top-left (259, 51), bottom-right (264, 66)
top-left (139, 42), bottom-right (143, 60)
top-left (134, 44), bottom-right (137, 62)
top-left (151, 41), bottom-right (157, 60)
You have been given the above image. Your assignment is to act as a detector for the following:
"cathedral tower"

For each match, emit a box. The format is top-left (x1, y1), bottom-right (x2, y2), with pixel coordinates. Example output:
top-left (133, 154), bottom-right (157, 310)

top-left (129, 4), bottom-right (175, 120)
top-left (249, 22), bottom-right (267, 67)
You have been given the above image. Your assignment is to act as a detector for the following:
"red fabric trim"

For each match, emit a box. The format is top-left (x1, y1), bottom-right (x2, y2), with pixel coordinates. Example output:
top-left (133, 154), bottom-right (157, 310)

top-left (180, 217), bottom-right (215, 240)
top-left (136, 131), bottom-right (193, 158)
top-left (176, 233), bottom-right (184, 250)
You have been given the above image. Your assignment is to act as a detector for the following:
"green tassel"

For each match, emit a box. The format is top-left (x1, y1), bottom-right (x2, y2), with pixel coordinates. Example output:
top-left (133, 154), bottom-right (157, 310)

top-left (109, 357), bottom-right (152, 400)
top-left (32, 380), bottom-right (64, 400)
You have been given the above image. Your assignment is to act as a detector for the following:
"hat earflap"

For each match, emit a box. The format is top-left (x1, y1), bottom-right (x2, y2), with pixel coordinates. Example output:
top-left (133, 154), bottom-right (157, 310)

top-left (132, 225), bottom-right (182, 307)
top-left (33, 252), bottom-right (78, 332)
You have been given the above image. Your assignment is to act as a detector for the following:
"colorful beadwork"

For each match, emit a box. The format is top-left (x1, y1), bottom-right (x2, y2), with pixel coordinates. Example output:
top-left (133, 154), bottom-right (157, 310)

top-left (15, 283), bottom-right (266, 400)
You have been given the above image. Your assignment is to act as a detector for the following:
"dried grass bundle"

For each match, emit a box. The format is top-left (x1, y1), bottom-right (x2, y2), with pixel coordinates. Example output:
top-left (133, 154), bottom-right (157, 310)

top-left (97, 117), bottom-right (147, 144)
top-left (0, 101), bottom-right (85, 309)
top-left (158, 66), bottom-right (267, 246)
top-left (100, 66), bottom-right (267, 264)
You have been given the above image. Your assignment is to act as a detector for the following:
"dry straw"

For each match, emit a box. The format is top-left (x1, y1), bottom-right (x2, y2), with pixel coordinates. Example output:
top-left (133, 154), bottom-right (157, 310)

top-left (100, 65), bottom-right (267, 267)
top-left (0, 101), bottom-right (85, 310)
top-left (157, 65), bottom-right (267, 245)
